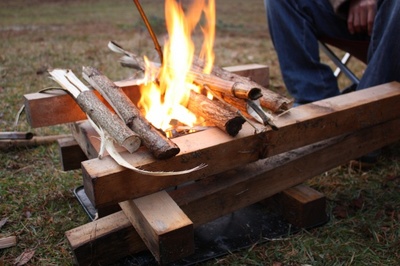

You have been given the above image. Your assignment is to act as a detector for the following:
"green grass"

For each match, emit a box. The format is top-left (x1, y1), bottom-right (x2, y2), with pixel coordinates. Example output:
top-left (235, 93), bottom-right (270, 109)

top-left (1, 0), bottom-right (399, 265)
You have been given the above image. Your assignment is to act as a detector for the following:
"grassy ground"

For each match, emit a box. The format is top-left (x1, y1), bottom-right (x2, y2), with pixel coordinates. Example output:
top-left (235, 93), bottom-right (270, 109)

top-left (1, 0), bottom-right (399, 265)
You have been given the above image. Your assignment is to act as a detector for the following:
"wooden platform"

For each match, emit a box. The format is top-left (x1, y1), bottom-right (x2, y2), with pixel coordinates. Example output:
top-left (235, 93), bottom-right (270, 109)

top-left (23, 64), bottom-right (400, 265)
top-left (75, 82), bottom-right (400, 209)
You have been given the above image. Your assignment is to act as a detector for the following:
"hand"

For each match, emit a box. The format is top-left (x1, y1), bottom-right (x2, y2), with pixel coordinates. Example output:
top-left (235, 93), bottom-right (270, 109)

top-left (347, 0), bottom-right (377, 35)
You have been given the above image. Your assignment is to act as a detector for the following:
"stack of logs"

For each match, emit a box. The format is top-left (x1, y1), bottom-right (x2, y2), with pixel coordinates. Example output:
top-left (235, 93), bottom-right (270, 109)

top-left (50, 56), bottom-right (291, 161)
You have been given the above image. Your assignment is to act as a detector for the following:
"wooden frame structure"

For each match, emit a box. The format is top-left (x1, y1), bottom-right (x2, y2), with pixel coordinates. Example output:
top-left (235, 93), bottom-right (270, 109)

top-left (23, 64), bottom-right (400, 265)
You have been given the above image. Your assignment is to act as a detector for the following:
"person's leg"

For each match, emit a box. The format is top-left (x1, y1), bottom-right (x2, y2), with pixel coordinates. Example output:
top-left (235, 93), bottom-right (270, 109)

top-left (354, 0), bottom-right (400, 166)
top-left (264, 0), bottom-right (369, 105)
top-left (357, 0), bottom-right (400, 90)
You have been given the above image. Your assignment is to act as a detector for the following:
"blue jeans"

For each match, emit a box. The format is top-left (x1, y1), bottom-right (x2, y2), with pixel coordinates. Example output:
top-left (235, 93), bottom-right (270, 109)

top-left (264, 0), bottom-right (400, 105)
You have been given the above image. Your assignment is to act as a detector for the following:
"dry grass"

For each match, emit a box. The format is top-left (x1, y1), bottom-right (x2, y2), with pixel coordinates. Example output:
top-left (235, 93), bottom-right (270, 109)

top-left (1, 0), bottom-right (399, 265)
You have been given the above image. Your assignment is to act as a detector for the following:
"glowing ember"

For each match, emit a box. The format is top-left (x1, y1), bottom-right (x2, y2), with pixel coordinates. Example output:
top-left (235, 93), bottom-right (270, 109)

top-left (138, 0), bottom-right (215, 132)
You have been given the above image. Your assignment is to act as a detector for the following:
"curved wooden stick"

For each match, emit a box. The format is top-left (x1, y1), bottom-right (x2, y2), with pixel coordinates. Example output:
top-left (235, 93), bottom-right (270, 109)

top-left (132, 0), bottom-right (163, 64)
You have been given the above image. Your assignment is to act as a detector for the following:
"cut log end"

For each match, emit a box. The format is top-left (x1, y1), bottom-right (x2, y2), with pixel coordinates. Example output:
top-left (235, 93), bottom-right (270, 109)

top-left (225, 116), bottom-right (246, 137)
top-left (122, 136), bottom-right (142, 154)
top-left (187, 91), bottom-right (246, 137)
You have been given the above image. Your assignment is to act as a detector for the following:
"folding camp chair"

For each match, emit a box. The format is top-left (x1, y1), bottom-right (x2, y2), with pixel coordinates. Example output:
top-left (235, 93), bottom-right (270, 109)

top-left (318, 37), bottom-right (369, 91)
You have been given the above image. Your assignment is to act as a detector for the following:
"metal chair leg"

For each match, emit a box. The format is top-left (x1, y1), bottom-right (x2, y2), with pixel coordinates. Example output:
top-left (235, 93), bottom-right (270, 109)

top-left (319, 41), bottom-right (360, 85)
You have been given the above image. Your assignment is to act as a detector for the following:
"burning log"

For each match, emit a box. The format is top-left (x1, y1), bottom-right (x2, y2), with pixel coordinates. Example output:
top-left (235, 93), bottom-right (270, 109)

top-left (192, 58), bottom-right (292, 112)
top-left (110, 42), bottom-right (291, 112)
top-left (208, 90), bottom-right (277, 129)
top-left (82, 66), bottom-right (180, 159)
top-left (49, 69), bottom-right (141, 154)
top-left (187, 90), bottom-right (245, 136)
top-left (189, 71), bottom-right (262, 100)
top-left (109, 42), bottom-right (262, 100)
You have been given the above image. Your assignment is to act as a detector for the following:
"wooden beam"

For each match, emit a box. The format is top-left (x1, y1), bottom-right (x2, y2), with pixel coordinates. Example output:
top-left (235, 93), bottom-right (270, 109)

top-left (24, 90), bottom-right (87, 128)
top-left (261, 184), bottom-right (326, 228)
top-left (24, 85), bottom-right (141, 128)
top-left (79, 83), bottom-right (400, 208)
top-left (57, 137), bottom-right (87, 171)
top-left (119, 191), bottom-right (194, 264)
top-left (279, 184), bottom-right (327, 228)
top-left (65, 211), bottom-right (144, 265)
top-left (66, 115), bottom-right (400, 265)
top-left (79, 122), bottom-right (263, 208)
top-left (265, 82), bottom-right (400, 157)
top-left (223, 64), bottom-right (269, 88)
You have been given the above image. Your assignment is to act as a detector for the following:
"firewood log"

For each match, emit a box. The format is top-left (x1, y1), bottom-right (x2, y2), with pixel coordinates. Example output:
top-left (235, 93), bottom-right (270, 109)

top-left (110, 41), bottom-right (291, 112)
top-left (109, 42), bottom-right (280, 103)
top-left (187, 90), bottom-right (245, 136)
top-left (191, 57), bottom-right (292, 112)
top-left (77, 91), bottom-right (141, 153)
top-left (49, 69), bottom-right (141, 154)
top-left (82, 66), bottom-right (180, 159)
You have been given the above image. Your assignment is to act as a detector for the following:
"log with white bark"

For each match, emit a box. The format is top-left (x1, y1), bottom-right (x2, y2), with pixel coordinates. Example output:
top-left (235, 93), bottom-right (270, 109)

top-left (49, 69), bottom-right (141, 154)
top-left (82, 66), bottom-right (180, 159)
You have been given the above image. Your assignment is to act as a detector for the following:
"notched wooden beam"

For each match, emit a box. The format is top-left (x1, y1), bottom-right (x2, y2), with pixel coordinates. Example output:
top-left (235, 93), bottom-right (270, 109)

top-left (119, 191), bottom-right (194, 264)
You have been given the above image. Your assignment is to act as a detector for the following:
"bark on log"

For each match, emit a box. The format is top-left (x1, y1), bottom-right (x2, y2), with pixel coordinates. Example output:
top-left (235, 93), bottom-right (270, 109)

top-left (212, 92), bottom-right (248, 118)
top-left (188, 71), bottom-right (262, 100)
top-left (82, 66), bottom-right (180, 159)
top-left (120, 54), bottom-right (261, 100)
top-left (187, 90), bottom-right (245, 136)
top-left (76, 91), bottom-right (141, 153)
top-left (111, 42), bottom-right (289, 110)
top-left (192, 57), bottom-right (292, 112)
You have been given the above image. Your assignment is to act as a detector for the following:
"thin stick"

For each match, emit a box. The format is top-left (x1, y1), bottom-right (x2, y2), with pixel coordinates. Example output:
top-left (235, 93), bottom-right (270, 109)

top-left (0, 134), bottom-right (72, 150)
top-left (132, 0), bottom-right (163, 64)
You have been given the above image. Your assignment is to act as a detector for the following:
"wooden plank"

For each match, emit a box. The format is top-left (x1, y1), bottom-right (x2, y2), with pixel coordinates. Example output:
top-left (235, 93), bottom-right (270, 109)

top-left (66, 116), bottom-right (400, 265)
top-left (81, 123), bottom-right (263, 208)
top-left (119, 191), bottom-right (194, 264)
top-left (69, 122), bottom-right (103, 159)
top-left (223, 64), bottom-right (269, 88)
top-left (264, 82), bottom-right (400, 157)
top-left (24, 91), bottom-right (87, 128)
top-left (283, 185), bottom-right (327, 228)
top-left (57, 137), bottom-right (87, 171)
top-left (80, 82), bottom-right (400, 208)
top-left (65, 211), bottom-right (144, 265)
top-left (280, 185), bottom-right (327, 228)
top-left (24, 85), bottom-right (141, 128)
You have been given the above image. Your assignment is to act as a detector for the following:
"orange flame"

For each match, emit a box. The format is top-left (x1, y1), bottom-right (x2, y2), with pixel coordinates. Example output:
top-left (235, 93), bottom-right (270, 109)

top-left (138, 0), bottom-right (215, 132)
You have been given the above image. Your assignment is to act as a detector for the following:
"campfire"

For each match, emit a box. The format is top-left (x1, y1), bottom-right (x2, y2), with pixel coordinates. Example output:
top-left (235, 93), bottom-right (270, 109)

top-left (48, 0), bottom-right (290, 174)
top-left (138, 0), bottom-right (215, 132)
top-left (20, 1), bottom-right (400, 265)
